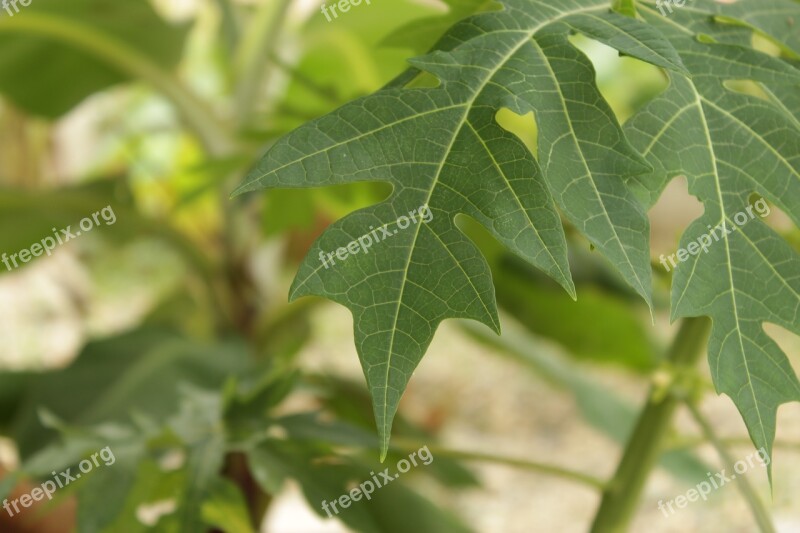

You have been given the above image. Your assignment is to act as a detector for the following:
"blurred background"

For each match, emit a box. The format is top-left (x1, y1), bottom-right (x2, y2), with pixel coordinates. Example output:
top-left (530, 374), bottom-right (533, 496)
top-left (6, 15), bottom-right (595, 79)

top-left (0, 0), bottom-right (799, 531)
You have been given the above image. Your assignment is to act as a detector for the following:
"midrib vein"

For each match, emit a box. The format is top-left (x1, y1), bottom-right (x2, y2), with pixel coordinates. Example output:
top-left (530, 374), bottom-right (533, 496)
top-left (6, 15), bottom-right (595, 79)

top-left (379, 3), bottom-right (607, 449)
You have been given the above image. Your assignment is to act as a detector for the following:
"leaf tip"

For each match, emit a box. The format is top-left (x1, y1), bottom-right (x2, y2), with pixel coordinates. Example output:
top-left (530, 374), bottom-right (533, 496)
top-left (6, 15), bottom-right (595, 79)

top-left (767, 463), bottom-right (774, 495)
top-left (379, 429), bottom-right (392, 462)
top-left (230, 182), bottom-right (254, 199)
top-left (231, 171), bottom-right (268, 198)
top-left (488, 313), bottom-right (502, 335)
top-left (563, 279), bottom-right (577, 301)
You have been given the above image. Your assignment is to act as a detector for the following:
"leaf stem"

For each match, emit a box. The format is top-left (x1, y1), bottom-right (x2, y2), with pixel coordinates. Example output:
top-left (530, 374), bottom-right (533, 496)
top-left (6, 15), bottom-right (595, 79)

top-left (389, 438), bottom-right (606, 489)
top-left (233, 0), bottom-right (293, 125)
top-left (590, 316), bottom-right (711, 532)
top-left (684, 401), bottom-right (775, 533)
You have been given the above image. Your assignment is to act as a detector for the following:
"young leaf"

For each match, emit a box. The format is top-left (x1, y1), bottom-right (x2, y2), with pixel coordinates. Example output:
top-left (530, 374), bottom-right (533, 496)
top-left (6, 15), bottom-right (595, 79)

top-left (625, 3), bottom-right (800, 480)
top-left (235, 0), bottom-right (686, 457)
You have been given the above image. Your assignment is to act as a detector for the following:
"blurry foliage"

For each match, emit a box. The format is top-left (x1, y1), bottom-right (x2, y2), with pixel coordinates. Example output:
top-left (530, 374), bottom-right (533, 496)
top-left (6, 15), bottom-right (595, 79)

top-left (0, 0), bottom-right (189, 118)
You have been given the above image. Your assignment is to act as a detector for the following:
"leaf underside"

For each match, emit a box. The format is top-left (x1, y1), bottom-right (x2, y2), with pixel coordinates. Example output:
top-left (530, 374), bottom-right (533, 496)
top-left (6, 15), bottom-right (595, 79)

top-left (624, 0), bottom-right (800, 481)
top-left (235, 0), bottom-right (800, 463)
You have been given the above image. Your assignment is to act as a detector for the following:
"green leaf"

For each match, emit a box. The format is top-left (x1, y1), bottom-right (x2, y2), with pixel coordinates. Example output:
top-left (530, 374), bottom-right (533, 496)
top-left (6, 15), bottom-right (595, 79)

top-left (625, 3), bottom-right (800, 480)
top-left (234, 0), bottom-right (688, 458)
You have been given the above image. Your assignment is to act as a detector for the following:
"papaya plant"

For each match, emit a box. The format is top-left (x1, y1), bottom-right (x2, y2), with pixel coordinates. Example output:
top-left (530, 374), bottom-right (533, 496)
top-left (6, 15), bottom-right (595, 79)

top-left (0, 0), bottom-right (797, 531)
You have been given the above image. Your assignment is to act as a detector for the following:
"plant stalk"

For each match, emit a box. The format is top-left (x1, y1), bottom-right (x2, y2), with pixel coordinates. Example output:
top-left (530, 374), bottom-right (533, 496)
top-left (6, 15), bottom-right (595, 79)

top-left (233, 0), bottom-right (293, 125)
top-left (590, 316), bottom-right (710, 532)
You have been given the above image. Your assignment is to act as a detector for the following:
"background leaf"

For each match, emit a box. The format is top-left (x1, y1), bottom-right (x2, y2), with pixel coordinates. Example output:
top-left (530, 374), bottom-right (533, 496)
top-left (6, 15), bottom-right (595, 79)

top-left (0, 0), bottom-right (188, 117)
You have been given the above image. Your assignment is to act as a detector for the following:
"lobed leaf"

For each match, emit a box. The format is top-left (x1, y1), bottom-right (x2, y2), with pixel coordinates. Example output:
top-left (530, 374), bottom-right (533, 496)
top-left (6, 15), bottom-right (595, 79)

top-left (235, 0), bottom-right (689, 457)
top-left (625, 1), bottom-right (800, 480)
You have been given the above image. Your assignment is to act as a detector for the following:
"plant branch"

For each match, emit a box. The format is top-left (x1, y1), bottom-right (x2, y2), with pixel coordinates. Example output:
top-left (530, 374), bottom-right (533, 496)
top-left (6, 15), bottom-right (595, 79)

top-left (234, 0), bottom-right (293, 125)
top-left (684, 401), bottom-right (775, 533)
top-left (590, 316), bottom-right (711, 532)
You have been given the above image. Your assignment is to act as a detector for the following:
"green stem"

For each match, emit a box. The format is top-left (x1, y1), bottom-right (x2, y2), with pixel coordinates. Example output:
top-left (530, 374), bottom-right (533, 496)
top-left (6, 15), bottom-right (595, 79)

top-left (590, 316), bottom-right (711, 532)
top-left (234, 0), bottom-right (293, 125)
top-left (0, 13), bottom-right (233, 156)
top-left (685, 402), bottom-right (775, 533)
top-left (390, 438), bottom-right (606, 489)
top-left (214, 0), bottom-right (242, 55)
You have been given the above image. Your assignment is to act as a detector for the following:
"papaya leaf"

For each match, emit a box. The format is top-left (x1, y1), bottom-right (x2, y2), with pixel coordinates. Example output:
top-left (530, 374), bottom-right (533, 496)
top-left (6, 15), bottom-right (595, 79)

top-left (625, 1), bottom-right (800, 481)
top-left (234, 0), bottom-right (689, 458)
